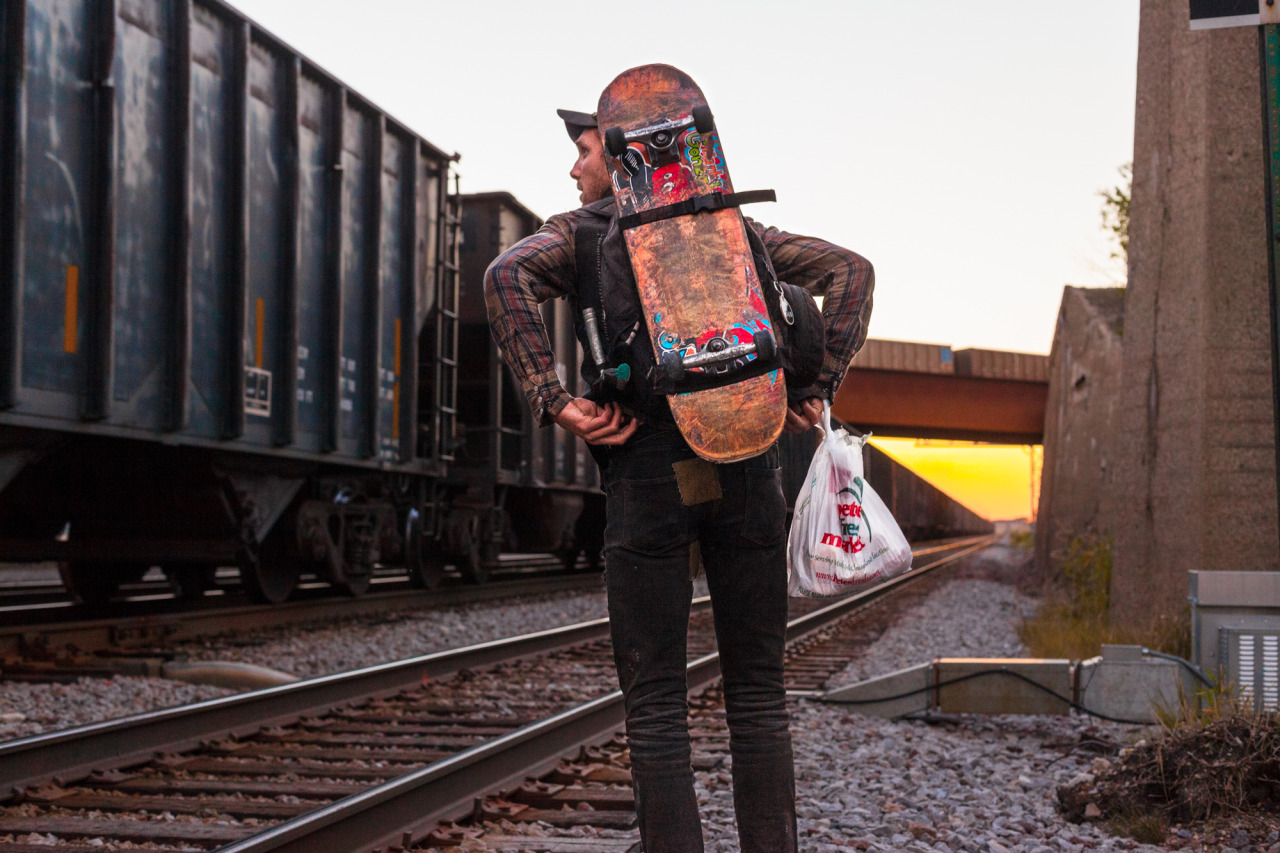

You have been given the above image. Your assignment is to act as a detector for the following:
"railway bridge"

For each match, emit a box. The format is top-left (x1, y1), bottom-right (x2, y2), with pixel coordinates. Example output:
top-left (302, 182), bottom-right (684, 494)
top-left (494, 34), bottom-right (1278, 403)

top-left (833, 339), bottom-right (1049, 446)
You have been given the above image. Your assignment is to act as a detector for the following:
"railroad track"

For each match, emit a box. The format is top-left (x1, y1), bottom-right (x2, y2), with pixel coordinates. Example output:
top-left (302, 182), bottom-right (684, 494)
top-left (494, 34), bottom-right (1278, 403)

top-left (0, 536), bottom-right (995, 852)
top-left (0, 552), bottom-right (595, 615)
top-left (0, 561), bottom-right (607, 664)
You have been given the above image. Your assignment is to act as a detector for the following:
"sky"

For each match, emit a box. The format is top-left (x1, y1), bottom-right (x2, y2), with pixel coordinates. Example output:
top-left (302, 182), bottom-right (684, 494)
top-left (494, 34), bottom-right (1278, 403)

top-left (870, 438), bottom-right (1041, 522)
top-left (220, 1), bottom-right (1142, 521)
top-left (224, 0), bottom-right (1141, 357)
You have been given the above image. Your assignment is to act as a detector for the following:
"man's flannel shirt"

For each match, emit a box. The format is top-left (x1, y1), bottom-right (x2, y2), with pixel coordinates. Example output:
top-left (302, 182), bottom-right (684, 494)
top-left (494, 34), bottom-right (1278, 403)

top-left (483, 199), bottom-right (875, 427)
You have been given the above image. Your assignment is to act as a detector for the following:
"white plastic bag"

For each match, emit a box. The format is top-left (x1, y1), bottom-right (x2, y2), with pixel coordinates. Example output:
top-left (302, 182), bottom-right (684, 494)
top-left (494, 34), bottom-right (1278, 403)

top-left (787, 402), bottom-right (913, 597)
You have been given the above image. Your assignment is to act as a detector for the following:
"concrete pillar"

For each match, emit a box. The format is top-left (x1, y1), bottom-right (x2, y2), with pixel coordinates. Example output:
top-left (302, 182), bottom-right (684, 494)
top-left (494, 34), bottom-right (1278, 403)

top-left (1112, 0), bottom-right (1278, 626)
top-left (1034, 287), bottom-right (1125, 584)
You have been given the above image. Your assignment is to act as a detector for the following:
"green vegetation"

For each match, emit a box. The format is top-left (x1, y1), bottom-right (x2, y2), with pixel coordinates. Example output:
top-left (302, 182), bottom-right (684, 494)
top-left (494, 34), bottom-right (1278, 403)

top-left (1036, 528), bottom-right (1276, 848)
top-left (1108, 806), bottom-right (1168, 847)
top-left (1018, 535), bottom-right (1189, 661)
top-left (1100, 162), bottom-right (1132, 264)
top-left (1154, 667), bottom-right (1240, 732)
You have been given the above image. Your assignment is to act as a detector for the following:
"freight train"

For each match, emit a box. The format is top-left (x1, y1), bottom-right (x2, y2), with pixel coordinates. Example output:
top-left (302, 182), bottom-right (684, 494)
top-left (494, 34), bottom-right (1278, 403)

top-left (0, 0), bottom-right (990, 607)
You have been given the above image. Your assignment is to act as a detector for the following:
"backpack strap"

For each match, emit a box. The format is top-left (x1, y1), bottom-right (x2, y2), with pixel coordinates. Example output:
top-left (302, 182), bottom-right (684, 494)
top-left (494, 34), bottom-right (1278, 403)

top-left (617, 189), bottom-right (776, 231)
top-left (574, 213), bottom-right (610, 367)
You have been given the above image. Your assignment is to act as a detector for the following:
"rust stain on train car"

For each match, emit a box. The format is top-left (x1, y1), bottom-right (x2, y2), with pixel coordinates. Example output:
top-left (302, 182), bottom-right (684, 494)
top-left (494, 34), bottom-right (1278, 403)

top-left (255, 297), bottom-right (265, 368)
top-left (64, 265), bottom-right (78, 354)
top-left (393, 318), bottom-right (402, 441)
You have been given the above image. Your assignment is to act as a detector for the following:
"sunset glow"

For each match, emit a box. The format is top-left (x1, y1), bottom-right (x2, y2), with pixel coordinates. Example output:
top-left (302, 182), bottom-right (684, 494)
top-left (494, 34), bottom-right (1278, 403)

top-left (869, 438), bottom-right (1043, 522)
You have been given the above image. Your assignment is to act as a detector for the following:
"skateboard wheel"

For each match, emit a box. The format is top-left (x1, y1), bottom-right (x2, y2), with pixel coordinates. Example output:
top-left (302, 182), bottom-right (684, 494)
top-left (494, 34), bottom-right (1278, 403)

top-left (660, 350), bottom-right (686, 383)
top-left (693, 105), bottom-right (714, 134)
top-left (605, 126), bottom-right (627, 157)
top-left (753, 330), bottom-right (777, 362)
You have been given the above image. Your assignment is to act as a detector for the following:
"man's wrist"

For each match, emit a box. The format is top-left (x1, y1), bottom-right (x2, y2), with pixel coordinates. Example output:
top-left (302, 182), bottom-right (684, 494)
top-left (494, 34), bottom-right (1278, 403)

top-left (787, 383), bottom-right (828, 404)
top-left (540, 391), bottom-right (573, 427)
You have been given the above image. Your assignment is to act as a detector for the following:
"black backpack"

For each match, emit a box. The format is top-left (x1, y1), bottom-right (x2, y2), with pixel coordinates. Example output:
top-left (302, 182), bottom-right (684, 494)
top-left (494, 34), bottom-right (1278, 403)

top-left (570, 204), bottom-right (825, 424)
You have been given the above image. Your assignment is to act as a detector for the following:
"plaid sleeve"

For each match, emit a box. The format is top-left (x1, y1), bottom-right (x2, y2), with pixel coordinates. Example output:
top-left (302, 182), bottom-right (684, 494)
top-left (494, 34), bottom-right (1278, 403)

top-left (483, 213), bottom-right (580, 426)
top-left (746, 219), bottom-right (875, 400)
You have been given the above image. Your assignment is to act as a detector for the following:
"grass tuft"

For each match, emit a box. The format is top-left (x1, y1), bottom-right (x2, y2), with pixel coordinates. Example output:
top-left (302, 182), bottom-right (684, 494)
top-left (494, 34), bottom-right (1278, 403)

top-left (1008, 528), bottom-right (1034, 551)
top-left (1108, 807), bottom-right (1168, 846)
top-left (1018, 535), bottom-right (1189, 661)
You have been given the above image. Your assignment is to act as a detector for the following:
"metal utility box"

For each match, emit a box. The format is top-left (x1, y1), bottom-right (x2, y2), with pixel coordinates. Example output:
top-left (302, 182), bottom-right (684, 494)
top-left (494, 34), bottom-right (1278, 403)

top-left (1218, 628), bottom-right (1279, 712)
top-left (1190, 571), bottom-right (1280, 712)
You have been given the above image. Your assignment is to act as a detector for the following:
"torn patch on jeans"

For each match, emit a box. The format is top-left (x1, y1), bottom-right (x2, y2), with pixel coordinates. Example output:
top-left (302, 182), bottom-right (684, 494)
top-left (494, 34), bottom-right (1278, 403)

top-left (672, 458), bottom-right (722, 505)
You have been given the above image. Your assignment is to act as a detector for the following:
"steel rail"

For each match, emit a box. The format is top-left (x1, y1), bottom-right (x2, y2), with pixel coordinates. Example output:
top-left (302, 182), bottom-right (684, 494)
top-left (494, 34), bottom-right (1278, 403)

top-left (0, 570), bottom-right (607, 657)
top-left (785, 535), bottom-right (996, 646)
top-left (0, 604), bottom-right (623, 797)
top-left (215, 535), bottom-right (997, 853)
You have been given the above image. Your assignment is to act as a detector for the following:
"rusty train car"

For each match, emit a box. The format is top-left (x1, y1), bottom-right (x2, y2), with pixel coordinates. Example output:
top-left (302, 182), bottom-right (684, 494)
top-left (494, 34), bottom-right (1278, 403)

top-left (448, 191), bottom-right (604, 582)
top-left (0, 0), bottom-right (987, 608)
top-left (862, 444), bottom-right (993, 541)
top-left (0, 0), bottom-right (474, 603)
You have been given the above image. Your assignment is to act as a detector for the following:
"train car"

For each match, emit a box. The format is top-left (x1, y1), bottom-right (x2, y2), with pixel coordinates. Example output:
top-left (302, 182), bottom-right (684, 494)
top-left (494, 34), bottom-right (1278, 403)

top-left (0, 0), bottom-right (461, 602)
top-left (862, 442), bottom-right (992, 540)
top-left (778, 429), bottom-right (993, 540)
top-left (448, 191), bottom-right (603, 581)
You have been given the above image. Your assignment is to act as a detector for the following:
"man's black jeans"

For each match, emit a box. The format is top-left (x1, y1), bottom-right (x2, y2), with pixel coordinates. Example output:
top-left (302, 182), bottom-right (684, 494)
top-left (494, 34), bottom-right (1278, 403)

top-left (600, 429), bottom-right (797, 853)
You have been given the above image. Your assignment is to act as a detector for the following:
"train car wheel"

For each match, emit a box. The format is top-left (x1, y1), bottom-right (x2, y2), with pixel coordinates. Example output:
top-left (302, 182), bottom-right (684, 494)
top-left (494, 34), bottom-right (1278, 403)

top-left (556, 545), bottom-right (581, 571)
top-left (336, 566), bottom-right (372, 597)
top-left (59, 562), bottom-right (122, 606)
top-left (241, 539), bottom-right (299, 604)
top-left (408, 551), bottom-right (446, 589)
top-left (167, 565), bottom-right (218, 600)
top-left (404, 509), bottom-right (445, 589)
top-left (456, 538), bottom-right (488, 584)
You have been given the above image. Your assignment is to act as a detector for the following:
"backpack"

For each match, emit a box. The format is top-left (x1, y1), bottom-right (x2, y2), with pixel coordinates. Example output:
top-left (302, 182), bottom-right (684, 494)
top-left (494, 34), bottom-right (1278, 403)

top-left (570, 203), bottom-right (825, 424)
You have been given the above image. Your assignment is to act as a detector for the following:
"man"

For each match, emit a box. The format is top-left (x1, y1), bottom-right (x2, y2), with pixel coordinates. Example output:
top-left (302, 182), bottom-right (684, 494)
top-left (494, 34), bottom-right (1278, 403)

top-left (485, 96), bottom-right (873, 853)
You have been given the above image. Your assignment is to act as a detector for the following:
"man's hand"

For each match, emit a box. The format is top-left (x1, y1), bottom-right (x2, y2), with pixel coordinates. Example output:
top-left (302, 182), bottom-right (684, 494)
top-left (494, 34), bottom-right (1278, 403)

top-left (553, 398), bottom-right (641, 445)
top-left (783, 397), bottom-right (824, 434)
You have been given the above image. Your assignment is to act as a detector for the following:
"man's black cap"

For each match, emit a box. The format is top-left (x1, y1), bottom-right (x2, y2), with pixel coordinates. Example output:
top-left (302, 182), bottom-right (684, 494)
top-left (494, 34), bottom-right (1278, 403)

top-left (557, 108), bottom-right (597, 141)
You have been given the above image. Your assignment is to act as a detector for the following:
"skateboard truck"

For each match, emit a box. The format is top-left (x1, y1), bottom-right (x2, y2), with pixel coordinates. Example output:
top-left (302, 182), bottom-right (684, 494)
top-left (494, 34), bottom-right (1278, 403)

top-left (660, 329), bottom-right (777, 383)
top-left (604, 105), bottom-right (715, 159)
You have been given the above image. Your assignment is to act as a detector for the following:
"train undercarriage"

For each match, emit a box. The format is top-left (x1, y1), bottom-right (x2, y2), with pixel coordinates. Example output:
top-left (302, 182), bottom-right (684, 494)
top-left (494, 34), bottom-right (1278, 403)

top-left (0, 435), bottom-right (602, 605)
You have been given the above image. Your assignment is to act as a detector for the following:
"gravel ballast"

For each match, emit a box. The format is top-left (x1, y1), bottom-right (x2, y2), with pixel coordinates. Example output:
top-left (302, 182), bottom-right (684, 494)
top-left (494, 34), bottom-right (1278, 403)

top-left (5, 543), bottom-right (1240, 851)
top-left (693, 543), bottom-right (1185, 853)
top-left (165, 588), bottom-right (610, 678)
top-left (0, 587), bottom-right (609, 742)
top-left (0, 677), bottom-right (234, 741)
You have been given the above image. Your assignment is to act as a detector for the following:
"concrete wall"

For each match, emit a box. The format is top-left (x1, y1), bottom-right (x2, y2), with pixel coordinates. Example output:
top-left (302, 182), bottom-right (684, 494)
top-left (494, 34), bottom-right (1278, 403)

top-left (1035, 287), bottom-right (1125, 584)
top-left (1112, 0), bottom-right (1278, 626)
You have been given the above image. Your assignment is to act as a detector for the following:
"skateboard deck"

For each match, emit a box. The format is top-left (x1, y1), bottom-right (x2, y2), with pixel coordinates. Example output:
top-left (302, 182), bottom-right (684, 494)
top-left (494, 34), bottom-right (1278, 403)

top-left (597, 64), bottom-right (786, 463)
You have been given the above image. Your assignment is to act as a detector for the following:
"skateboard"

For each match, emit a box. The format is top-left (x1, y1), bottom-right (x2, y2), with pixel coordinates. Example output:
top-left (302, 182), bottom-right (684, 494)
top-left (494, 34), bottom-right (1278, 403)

top-left (596, 64), bottom-right (787, 463)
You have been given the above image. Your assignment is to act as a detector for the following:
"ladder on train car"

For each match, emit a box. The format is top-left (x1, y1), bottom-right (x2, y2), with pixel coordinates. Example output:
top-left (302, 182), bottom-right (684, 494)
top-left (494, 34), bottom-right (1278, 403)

top-left (433, 169), bottom-right (462, 465)
top-left (491, 353), bottom-right (531, 484)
